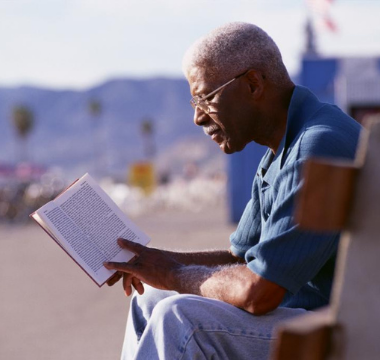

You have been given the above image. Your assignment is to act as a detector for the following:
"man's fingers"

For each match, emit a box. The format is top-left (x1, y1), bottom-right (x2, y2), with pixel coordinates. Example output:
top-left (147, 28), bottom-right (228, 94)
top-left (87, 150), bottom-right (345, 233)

top-left (122, 274), bottom-right (144, 296)
top-left (117, 238), bottom-right (145, 255)
top-left (104, 261), bottom-right (133, 273)
top-left (106, 271), bottom-right (122, 286)
top-left (123, 273), bottom-right (133, 296)
top-left (132, 277), bottom-right (145, 295)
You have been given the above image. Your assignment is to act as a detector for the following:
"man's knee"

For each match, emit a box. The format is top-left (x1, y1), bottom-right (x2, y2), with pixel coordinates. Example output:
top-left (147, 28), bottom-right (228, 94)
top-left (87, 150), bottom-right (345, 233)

top-left (150, 294), bottom-right (210, 326)
top-left (131, 286), bottom-right (177, 316)
top-left (127, 287), bottom-right (179, 342)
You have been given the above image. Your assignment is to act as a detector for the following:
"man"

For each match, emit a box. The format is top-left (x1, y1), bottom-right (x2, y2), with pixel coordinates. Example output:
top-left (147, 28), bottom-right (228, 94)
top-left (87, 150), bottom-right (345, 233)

top-left (105, 22), bottom-right (361, 359)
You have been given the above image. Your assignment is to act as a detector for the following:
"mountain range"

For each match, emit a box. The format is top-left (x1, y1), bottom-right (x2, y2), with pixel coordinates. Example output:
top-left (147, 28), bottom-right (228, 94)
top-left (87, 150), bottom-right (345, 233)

top-left (0, 78), bottom-right (224, 181)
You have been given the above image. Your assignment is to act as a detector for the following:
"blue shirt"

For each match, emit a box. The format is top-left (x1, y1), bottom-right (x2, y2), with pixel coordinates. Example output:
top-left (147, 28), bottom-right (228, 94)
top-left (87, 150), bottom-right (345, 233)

top-left (230, 85), bottom-right (362, 310)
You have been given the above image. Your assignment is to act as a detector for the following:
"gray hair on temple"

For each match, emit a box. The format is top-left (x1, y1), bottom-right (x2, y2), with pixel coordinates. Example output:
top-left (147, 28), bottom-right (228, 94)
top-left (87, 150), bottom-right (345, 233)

top-left (182, 22), bottom-right (291, 86)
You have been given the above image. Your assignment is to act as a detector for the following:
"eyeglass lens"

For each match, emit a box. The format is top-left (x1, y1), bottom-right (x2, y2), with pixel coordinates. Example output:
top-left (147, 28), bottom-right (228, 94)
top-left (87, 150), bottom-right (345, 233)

top-left (191, 97), bottom-right (210, 113)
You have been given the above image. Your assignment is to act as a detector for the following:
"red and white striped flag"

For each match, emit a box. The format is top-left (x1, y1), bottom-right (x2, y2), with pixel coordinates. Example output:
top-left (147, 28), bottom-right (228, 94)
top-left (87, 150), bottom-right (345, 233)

top-left (306, 0), bottom-right (338, 32)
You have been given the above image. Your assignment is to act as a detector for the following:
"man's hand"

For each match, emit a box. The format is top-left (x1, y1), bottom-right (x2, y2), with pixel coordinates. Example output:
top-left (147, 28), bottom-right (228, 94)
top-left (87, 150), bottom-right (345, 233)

top-left (106, 271), bottom-right (122, 286)
top-left (104, 238), bottom-right (183, 293)
top-left (123, 273), bottom-right (145, 296)
top-left (106, 254), bottom-right (144, 296)
top-left (106, 269), bottom-right (145, 296)
top-left (104, 239), bottom-right (285, 315)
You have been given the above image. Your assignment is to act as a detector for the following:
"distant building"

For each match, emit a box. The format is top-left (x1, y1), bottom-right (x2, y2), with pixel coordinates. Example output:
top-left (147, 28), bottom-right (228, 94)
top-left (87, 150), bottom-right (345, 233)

top-left (301, 56), bottom-right (380, 123)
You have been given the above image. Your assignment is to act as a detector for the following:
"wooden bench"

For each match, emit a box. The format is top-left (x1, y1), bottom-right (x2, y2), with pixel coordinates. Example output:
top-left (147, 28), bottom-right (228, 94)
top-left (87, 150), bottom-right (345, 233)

top-left (271, 118), bottom-right (380, 360)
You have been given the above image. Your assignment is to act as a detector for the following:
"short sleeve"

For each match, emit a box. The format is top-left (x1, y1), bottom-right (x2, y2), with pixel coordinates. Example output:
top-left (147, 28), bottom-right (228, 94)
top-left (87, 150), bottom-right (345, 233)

top-left (245, 159), bottom-right (340, 294)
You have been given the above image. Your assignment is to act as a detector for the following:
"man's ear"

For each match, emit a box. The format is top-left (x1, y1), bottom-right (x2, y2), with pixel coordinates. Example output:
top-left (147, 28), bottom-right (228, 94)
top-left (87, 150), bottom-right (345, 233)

top-left (245, 69), bottom-right (265, 99)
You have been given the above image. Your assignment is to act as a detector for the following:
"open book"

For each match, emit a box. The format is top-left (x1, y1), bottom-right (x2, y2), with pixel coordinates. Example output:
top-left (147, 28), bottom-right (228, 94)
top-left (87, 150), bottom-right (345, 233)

top-left (30, 173), bottom-right (150, 287)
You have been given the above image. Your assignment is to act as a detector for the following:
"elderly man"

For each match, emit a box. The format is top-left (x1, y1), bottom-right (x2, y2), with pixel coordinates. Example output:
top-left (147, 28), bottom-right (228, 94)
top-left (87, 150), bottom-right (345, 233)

top-left (105, 22), bottom-right (361, 359)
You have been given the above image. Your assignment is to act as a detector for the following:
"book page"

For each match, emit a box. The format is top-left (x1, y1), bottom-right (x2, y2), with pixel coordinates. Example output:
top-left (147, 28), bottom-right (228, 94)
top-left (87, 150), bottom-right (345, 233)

top-left (32, 212), bottom-right (62, 245)
top-left (36, 173), bottom-right (150, 286)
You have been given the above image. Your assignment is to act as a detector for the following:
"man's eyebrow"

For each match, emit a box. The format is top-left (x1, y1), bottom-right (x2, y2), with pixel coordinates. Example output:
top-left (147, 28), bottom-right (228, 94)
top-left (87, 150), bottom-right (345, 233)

top-left (192, 85), bottom-right (209, 98)
top-left (197, 85), bottom-right (215, 98)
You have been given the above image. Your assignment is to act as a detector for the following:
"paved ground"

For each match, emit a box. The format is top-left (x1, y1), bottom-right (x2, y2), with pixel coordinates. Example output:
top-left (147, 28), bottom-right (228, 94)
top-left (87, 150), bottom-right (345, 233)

top-left (0, 204), bottom-right (236, 360)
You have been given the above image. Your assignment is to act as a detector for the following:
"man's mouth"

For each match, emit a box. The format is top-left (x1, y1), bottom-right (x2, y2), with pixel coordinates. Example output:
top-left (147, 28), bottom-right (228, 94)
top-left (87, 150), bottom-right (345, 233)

top-left (210, 130), bottom-right (222, 140)
top-left (205, 126), bottom-right (220, 136)
top-left (203, 125), bottom-right (224, 143)
top-left (208, 129), bottom-right (224, 143)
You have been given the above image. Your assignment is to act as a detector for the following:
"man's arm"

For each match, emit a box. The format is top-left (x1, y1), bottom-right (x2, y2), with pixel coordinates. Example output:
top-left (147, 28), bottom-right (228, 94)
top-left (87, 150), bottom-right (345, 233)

top-left (165, 248), bottom-right (246, 266)
top-left (106, 243), bottom-right (244, 287)
top-left (104, 239), bottom-right (286, 315)
top-left (176, 263), bottom-right (285, 315)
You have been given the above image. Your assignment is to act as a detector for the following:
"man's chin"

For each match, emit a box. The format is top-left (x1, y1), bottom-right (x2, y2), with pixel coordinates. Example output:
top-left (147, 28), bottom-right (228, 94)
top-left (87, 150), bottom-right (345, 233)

top-left (218, 140), bottom-right (246, 154)
top-left (218, 141), bottom-right (235, 154)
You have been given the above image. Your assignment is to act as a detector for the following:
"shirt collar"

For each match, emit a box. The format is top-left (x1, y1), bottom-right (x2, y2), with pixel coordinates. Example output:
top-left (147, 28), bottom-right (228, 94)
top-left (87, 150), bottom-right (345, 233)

top-left (261, 85), bottom-right (323, 186)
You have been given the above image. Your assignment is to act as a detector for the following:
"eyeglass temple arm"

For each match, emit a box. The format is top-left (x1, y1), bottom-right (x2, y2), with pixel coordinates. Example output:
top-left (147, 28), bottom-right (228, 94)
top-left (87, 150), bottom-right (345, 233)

top-left (201, 77), bottom-right (237, 100)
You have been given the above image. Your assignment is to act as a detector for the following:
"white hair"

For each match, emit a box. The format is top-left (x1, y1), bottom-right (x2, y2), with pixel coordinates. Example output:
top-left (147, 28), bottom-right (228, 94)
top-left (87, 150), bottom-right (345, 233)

top-left (182, 22), bottom-right (291, 86)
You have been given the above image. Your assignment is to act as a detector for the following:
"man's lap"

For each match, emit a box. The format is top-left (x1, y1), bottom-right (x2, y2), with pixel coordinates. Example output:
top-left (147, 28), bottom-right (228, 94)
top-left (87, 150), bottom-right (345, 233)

top-left (122, 286), bottom-right (308, 359)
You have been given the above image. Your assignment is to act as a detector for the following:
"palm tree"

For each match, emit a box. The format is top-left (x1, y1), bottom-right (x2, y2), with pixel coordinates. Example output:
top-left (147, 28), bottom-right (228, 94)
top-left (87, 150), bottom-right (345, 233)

top-left (88, 100), bottom-right (102, 118)
top-left (88, 99), bottom-right (104, 176)
top-left (141, 117), bottom-right (155, 158)
top-left (11, 105), bottom-right (34, 162)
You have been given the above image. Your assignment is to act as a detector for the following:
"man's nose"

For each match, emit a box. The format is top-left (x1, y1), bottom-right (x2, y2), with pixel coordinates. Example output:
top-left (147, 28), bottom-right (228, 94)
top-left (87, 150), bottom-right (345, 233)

top-left (193, 106), bottom-right (208, 127)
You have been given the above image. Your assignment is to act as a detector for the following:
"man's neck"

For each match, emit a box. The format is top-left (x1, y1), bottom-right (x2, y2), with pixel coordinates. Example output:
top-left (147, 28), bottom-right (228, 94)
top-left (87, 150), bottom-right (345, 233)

top-left (266, 84), bottom-right (295, 154)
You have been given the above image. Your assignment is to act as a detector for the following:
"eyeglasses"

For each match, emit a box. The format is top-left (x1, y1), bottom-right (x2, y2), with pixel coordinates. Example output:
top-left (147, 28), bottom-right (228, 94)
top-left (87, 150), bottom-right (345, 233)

top-left (190, 70), bottom-right (249, 114)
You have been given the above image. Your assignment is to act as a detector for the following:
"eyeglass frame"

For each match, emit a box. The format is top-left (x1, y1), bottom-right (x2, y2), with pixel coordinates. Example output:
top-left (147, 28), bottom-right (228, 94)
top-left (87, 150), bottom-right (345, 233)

top-left (190, 70), bottom-right (249, 114)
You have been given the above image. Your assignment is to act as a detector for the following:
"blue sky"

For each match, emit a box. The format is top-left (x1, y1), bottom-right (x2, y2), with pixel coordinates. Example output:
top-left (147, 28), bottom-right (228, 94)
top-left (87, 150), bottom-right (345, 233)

top-left (1, 0), bottom-right (379, 89)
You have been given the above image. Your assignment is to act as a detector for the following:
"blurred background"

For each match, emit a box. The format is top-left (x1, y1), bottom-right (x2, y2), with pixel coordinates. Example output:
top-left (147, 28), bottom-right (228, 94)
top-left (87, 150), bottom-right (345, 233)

top-left (1, 0), bottom-right (379, 359)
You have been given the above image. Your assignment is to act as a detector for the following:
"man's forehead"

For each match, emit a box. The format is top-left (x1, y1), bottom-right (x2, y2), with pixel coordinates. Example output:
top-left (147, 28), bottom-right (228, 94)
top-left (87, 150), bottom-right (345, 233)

top-left (188, 66), bottom-right (219, 95)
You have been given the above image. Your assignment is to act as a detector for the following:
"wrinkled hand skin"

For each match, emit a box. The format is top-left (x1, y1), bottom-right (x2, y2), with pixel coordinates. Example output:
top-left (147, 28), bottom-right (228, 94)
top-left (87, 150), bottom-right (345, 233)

top-left (104, 238), bottom-right (182, 296)
top-left (106, 266), bottom-right (144, 296)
